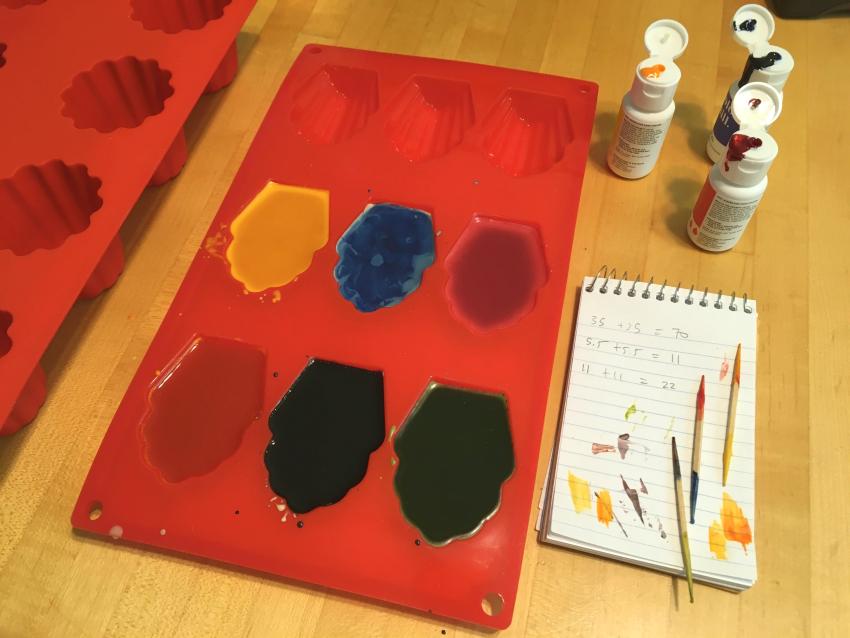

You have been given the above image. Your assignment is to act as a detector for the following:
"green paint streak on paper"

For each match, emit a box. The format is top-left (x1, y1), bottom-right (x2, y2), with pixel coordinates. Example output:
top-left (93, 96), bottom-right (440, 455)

top-left (624, 404), bottom-right (637, 420)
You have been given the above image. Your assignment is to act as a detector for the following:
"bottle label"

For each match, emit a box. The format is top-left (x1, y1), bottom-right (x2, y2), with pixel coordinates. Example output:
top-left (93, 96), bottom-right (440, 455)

top-left (608, 111), bottom-right (671, 177)
top-left (688, 178), bottom-right (763, 251)
top-left (711, 91), bottom-right (739, 148)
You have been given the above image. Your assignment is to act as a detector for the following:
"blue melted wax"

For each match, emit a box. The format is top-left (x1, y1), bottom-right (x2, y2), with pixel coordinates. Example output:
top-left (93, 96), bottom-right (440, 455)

top-left (334, 203), bottom-right (435, 312)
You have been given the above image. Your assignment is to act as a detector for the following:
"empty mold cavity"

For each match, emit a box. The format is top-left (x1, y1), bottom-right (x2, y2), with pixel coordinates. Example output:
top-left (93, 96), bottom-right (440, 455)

top-left (480, 89), bottom-right (573, 176)
top-left (130, 0), bottom-right (232, 33)
top-left (334, 203), bottom-right (435, 312)
top-left (0, 43), bottom-right (6, 68)
top-left (444, 216), bottom-right (547, 332)
top-left (0, 311), bottom-right (12, 358)
top-left (141, 335), bottom-right (266, 483)
top-left (0, 0), bottom-right (46, 7)
top-left (61, 57), bottom-right (174, 132)
top-left (0, 161), bottom-right (103, 256)
top-left (226, 182), bottom-right (329, 293)
top-left (385, 76), bottom-right (475, 161)
top-left (394, 382), bottom-right (514, 546)
top-left (265, 359), bottom-right (385, 514)
top-left (291, 65), bottom-right (379, 144)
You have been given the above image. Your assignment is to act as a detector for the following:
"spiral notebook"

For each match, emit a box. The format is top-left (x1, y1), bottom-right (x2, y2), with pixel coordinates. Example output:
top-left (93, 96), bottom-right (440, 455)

top-left (539, 269), bottom-right (758, 591)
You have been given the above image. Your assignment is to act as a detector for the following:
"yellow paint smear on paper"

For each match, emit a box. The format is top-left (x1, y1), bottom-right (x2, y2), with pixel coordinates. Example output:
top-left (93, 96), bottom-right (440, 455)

top-left (568, 471), bottom-right (592, 514)
top-left (596, 489), bottom-right (613, 526)
top-left (709, 520), bottom-right (727, 559)
top-left (226, 182), bottom-right (329, 293)
top-left (721, 492), bottom-right (752, 554)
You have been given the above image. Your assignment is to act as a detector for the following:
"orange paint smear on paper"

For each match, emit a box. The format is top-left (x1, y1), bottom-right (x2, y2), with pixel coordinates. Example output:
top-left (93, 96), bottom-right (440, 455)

top-left (568, 471), bottom-right (592, 514)
top-left (592, 442), bottom-right (615, 454)
top-left (640, 64), bottom-right (665, 79)
top-left (721, 492), bottom-right (752, 553)
top-left (709, 520), bottom-right (728, 559)
top-left (596, 489), bottom-right (613, 526)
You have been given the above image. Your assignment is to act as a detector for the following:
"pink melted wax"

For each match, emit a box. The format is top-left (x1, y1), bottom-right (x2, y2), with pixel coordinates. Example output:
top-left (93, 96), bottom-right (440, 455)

top-left (724, 133), bottom-right (762, 172)
top-left (444, 217), bottom-right (547, 332)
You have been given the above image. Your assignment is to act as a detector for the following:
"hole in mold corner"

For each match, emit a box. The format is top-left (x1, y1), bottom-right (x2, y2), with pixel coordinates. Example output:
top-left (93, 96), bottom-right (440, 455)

top-left (88, 501), bottom-right (103, 521)
top-left (61, 57), bottom-right (174, 132)
top-left (0, 311), bottom-right (11, 358)
top-left (0, 161), bottom-right (103, 256)
top-left (480, 89), bottom-right (573, 176)
top-left (0, 0), bottom-right (46, 8)
top-left (385, 76), bottom-right (475, 162)
top-left (130, 0), bottom-right (232, 33)
top-left (291, 65), bottom-right (379, 144)
top-left (481, 592), bottom-right (504, 617)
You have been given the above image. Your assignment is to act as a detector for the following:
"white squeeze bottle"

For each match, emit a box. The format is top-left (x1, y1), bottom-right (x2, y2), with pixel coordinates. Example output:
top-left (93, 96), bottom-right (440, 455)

top-left (706, 4), bottom-right (794, 163)
top-left (607, 19), bottom-right (689, 179)
top-left (688, 82), bottom-right (781, 252)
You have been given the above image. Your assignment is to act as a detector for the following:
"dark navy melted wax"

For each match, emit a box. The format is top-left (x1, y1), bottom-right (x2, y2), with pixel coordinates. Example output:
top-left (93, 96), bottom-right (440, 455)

top-left (265, 359), bottom-right (385, 514)
top-left (334, 203), bottom-right (435, 312)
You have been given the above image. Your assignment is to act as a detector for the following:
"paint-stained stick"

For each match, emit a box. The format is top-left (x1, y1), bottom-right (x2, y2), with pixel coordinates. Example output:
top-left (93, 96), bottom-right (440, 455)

top-left (689, 375), bottom-right (705, 524)
top-left (672, 437), bottom-right (694, 603)
top-left (722, 344), bottom-right (742, 486)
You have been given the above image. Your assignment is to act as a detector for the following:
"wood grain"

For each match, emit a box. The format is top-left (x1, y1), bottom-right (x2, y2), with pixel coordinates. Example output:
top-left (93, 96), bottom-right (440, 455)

top-left (1, 1), bottom-right (846, 635)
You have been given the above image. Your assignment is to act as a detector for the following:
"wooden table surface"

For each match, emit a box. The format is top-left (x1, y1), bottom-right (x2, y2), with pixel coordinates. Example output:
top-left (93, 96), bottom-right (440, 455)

top-left (1, 0), bottom-right (847, 635)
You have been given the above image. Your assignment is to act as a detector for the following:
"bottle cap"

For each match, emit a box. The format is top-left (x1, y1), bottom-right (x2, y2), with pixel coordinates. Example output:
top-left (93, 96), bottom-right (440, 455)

top-left (719, 127), bottom-right (778, 186)
top-left (731, 4), bottom-right (775, 50)
top-left (746, 44), bottom-right (794, 91)
top-left (730, 81), bottom-right (782, 129)
top-left (629, 20), bottom-right (688, 112)
top-left (644, 19), bottom-right (689, 59)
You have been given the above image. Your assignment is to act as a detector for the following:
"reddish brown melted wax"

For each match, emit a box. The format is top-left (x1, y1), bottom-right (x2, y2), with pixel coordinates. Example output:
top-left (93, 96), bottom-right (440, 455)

top-left (444, 217), bottom-right (547, 332)
top-left (724, 133), bottom-right (762, 171)
top-left (142, 335), bottom-right (266, 483)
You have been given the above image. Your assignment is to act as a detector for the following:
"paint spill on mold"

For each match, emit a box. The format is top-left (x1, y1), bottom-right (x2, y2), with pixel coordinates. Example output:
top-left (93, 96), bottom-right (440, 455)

top-left (709, 519), bottom-right (728, 559)
top-left (568, 471), bottom-right (592, 514)
top-left (226, 182), bottom-right (329, 293)
top-left (334, 203), bottom-right (435, 312)
top-left (394, 382), bottom-right (514, 545)
top-left (141, 336), bottom-right (265, 482)
top-left (265, 359), bottom-right (385, 513)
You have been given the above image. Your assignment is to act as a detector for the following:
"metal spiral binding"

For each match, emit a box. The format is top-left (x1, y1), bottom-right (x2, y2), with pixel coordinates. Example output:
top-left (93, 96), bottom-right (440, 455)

top-left (585, 267), bottom-right (752, 312)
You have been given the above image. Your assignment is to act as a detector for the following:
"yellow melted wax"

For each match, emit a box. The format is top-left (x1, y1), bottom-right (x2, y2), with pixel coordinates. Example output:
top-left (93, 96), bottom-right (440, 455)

top-left (568, 471), bottom-right (592, 514)
top-left (226, 182), bottom-right (329, 293)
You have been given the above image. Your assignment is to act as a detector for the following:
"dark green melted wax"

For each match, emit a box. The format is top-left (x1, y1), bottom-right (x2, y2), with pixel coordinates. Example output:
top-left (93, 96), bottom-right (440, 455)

top-left (265, 359), bottom-right (385, 513)
top-left (393, 382), bottom-right (515, 546)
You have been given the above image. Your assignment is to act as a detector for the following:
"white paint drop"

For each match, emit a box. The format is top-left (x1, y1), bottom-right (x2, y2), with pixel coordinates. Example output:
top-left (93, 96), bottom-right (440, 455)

top-left (109, 525), bottom-right (124, 540)
top-left (160, 528), bottom-right (167, 536)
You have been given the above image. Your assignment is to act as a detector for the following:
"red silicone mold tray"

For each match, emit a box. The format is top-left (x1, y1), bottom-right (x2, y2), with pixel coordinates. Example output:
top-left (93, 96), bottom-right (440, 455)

top-left (73, 45), bottom-right (598, 629)
top-left (0, 0), bottom-right (256, 434)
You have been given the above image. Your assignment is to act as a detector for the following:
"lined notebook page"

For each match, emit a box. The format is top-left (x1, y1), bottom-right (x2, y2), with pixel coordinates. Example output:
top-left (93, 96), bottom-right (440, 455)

top-left (545, 276), bottom-right (758, 589)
